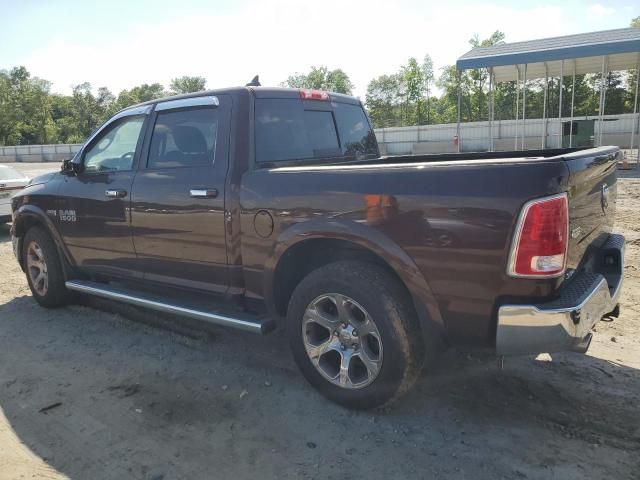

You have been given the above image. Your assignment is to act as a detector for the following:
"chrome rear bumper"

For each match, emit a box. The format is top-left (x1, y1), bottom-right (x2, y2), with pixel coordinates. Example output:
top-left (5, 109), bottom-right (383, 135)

top-left (496, 234), bottom-right (624, 355)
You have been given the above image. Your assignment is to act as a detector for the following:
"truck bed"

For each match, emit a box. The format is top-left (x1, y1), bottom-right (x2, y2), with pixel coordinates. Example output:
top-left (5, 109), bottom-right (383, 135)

top-left (348, 147), bottom-right (590, 166)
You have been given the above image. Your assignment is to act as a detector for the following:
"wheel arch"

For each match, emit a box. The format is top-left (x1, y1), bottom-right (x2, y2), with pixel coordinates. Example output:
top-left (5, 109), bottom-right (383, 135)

top-left (12, 205), bottom-right (73, 273)
top-left (263, 219), bottom-right (444, 337)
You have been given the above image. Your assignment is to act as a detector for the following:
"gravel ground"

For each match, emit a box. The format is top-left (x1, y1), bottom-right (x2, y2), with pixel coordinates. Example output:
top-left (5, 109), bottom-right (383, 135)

top-left (0, 164), bottom-right (639, 480)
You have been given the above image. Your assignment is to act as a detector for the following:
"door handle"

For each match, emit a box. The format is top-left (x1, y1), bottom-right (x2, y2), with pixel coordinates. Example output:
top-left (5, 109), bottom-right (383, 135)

top-left (105, 189), bottom-right (127, 198)
top-left (190, 188), bottom-right (218, 198)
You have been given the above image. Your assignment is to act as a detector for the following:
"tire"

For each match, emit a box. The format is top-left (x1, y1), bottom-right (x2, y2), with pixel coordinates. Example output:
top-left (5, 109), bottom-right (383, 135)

top-left (287, 260), bottom-right (426, 409)
top-left (22, 226), bottom-right (70, 308)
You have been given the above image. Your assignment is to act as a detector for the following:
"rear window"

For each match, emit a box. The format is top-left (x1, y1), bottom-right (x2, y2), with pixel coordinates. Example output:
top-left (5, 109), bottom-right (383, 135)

top-left (333, 103), bottom-right (379, 158)
top-left (255, 99), bottom-right (377, 164)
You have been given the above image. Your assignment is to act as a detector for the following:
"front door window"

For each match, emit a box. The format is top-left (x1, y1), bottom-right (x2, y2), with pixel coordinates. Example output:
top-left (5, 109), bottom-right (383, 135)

top-left (83, 117), bottom-right (145, 173)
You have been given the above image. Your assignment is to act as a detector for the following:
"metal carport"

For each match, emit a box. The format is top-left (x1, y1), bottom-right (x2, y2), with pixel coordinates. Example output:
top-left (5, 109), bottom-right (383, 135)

top-left (455, 27), bottom-right (640, 162)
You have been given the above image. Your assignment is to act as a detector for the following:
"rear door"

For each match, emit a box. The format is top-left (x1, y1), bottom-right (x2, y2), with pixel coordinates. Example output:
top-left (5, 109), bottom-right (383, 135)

top-left (130, 95), bottom-right (231, 293)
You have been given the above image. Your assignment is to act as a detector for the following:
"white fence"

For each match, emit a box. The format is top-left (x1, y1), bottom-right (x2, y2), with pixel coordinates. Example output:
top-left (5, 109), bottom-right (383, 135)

top-left (0, 144), bottom-right (82, 163)
top-left (2, 113), bottom-right (639, 162)
top-left (375, 113), bottom-right (640, 155)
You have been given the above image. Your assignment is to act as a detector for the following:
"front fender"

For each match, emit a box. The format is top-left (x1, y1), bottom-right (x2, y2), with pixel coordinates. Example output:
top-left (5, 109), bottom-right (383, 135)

top-left (12, 204), bottom-right (73, 271)
top-left (263, 218), bottom-right (444, 329)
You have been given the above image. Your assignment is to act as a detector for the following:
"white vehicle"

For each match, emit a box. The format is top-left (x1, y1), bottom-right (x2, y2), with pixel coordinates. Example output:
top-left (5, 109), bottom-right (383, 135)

top-left (0, 165), bottom-right (29, 223)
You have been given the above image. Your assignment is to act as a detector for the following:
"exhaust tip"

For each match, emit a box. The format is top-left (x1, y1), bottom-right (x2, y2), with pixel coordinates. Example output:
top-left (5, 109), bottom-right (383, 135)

top-left (571, 333), bottom-right (593, 354)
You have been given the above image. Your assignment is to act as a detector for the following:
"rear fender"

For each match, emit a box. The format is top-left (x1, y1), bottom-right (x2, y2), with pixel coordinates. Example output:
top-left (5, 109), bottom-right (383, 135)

top-left (263, 218), bottom-right (444, 330)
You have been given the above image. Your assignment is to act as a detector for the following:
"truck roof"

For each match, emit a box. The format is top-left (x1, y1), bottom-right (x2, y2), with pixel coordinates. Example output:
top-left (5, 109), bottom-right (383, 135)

top-left (124, 86), bottom-right (361, 113)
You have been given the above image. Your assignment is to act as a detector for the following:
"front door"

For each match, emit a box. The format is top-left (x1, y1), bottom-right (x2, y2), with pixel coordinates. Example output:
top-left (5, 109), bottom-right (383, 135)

top-left (58, 108), bottom-right (149, 279)
top-left (130, 96), bottom-right (230, 293)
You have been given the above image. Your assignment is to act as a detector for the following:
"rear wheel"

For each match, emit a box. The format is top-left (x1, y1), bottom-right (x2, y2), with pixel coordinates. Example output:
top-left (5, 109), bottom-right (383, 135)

top-left (287, 261), bottom-right (426, 409)
top-left (22, 226), bottom-right (70, 308)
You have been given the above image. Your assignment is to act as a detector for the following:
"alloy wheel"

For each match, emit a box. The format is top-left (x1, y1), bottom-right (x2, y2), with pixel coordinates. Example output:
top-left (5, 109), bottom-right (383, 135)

top-left (26, 241), bottom-right (48, 296)
top-left (302, 293), bottom-right (383, 389)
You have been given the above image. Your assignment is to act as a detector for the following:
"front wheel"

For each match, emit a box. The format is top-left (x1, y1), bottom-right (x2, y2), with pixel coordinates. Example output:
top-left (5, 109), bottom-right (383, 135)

top-left (287, 261), bottom-right (426, 409)
top-left (22, 226), bottom-right (71, 308)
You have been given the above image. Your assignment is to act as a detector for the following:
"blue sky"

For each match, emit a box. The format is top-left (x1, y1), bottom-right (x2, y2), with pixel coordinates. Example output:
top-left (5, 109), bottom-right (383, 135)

top-left (1, 0), bottom-right (638, 97)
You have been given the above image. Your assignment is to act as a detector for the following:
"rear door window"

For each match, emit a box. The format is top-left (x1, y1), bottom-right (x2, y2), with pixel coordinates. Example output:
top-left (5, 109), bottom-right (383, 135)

top-left (147, 107), bottom-right (218, 169)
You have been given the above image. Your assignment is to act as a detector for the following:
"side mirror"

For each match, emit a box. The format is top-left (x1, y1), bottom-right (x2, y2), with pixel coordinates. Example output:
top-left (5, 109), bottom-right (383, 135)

top-left (61, 158), bottom-right (82, 175)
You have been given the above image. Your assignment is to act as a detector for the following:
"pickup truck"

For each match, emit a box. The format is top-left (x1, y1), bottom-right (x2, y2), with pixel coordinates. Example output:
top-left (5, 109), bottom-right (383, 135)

top-left (10, 86), bottom-right (624, 409)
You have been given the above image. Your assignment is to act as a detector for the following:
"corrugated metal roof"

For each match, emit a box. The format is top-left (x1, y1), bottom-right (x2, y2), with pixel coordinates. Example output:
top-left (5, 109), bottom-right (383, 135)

top-left (457, 27), bottom-right (640, 71)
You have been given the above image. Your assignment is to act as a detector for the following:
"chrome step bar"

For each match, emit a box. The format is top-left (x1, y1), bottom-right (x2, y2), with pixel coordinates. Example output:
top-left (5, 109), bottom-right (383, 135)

top-left (65, 280), bottom-right (266, 334)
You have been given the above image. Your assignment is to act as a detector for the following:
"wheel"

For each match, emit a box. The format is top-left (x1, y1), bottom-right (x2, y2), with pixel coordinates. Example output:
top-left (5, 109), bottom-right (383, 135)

top-left (22, 226), bottom-right (70, 308)
top-left (287, 260), bottom-right (426, 409)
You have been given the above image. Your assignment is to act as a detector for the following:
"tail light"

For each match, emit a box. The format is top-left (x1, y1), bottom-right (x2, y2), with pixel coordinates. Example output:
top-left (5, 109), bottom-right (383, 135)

top-left (299, 89), bottom-right (329, 101)
top-left (508, 193), bottom-right (568, 278)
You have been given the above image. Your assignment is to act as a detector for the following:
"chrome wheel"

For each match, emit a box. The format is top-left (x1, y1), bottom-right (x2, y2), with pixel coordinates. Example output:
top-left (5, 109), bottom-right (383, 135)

top-left (302, 293), bottom-right (383, 389)
top-left (26, 241), bottom-right (48, 296)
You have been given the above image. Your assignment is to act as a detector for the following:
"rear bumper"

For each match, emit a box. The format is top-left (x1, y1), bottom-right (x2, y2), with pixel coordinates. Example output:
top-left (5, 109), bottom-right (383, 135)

top-left (496, 234), bottom-right (624, 355)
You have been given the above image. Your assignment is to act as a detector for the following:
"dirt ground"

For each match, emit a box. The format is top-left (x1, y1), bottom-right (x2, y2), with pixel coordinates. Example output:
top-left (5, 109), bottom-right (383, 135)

top-left (0, 165), bottom-right (639, 480)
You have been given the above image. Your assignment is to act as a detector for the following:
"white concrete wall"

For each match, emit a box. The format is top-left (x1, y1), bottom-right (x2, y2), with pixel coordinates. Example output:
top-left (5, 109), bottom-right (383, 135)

top-left (375, 113), bottom-right (640, 154)
top-left (0, 144), bottom-right (82, 163)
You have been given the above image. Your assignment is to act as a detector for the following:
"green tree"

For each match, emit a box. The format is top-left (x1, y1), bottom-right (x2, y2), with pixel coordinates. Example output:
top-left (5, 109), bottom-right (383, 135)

top-left (422, 55), bottom-right (436, 125)
top-left (365, 73), bottom-right (404, 128)
top-left (0, 67), bottom-right (57, 145)
top-left (115, 83), bottom-right (166, 111)
top-left (170, 76), bottom-right (207, 94)
top-left (283, 66), bottom-right (354, 94)
top-left (467, 31), bottom-right (505, 121)
top-left (437, 64), bottom-right (473, 123)
top-left (402, 58), bottom-right (425, 125)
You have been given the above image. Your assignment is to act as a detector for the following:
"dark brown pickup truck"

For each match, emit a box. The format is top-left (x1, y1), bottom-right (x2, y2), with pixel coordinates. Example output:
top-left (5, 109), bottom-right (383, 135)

top-left (11, 86), bottom-right (624, 408)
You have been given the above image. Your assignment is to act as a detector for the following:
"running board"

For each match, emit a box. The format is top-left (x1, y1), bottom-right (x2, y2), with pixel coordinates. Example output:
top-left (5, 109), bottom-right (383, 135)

top-left (65, 280), bottom-right (269, 334)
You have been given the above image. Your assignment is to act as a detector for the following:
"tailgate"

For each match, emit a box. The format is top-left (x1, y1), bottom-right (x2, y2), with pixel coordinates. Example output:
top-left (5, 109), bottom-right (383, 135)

top-left (563, 146), bottom-right (619, 270)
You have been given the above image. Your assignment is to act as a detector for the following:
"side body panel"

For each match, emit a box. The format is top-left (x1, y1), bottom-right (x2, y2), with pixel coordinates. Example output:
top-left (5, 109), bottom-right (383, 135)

top-left (563, 147), bottom-right (618, 270)
top-left (11, 177), bottom-right (66, 268)
top-left (57, 171), bottom-right (139, 278)
top-left (239, 159), bottom-right (570, 346)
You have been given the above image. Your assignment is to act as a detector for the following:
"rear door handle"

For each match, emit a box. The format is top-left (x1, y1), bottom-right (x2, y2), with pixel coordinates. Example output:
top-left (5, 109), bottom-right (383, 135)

top-left (105, 189), bottom-right (127, 198)
top-left (190, 188), bottom-right (218, 198)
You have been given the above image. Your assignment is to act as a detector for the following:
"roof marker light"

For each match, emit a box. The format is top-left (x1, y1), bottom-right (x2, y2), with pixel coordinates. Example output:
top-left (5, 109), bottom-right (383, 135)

top-left (299, 89), bottom-right (329, 101)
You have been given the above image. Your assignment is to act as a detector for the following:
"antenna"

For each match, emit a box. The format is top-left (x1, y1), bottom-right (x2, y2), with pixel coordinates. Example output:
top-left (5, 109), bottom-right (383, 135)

top-left (246, 75), bottom-right (261, 87)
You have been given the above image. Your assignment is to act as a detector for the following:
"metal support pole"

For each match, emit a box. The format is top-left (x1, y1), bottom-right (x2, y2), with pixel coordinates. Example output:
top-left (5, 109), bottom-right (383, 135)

top-left (515, 66), bottom-right (520, 151)
top-left (600, 57), bottom-right (608, 146)
top-left (521, 64), bottom-right (527, 151)
top-left (542, 63), bottom-right (548, 149)
top-left (489, 67), bottom-right (494, 152)
top-left (597, 56), bottom-right (607, 146)
top-left (558, 60), bottom-right (564, 148)
top-left (456, 69), bottom-right (461, 153)
top-left (569, 61), bottom-right (576, 148)
top-left (630, 54), bottom-right (640, 168)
